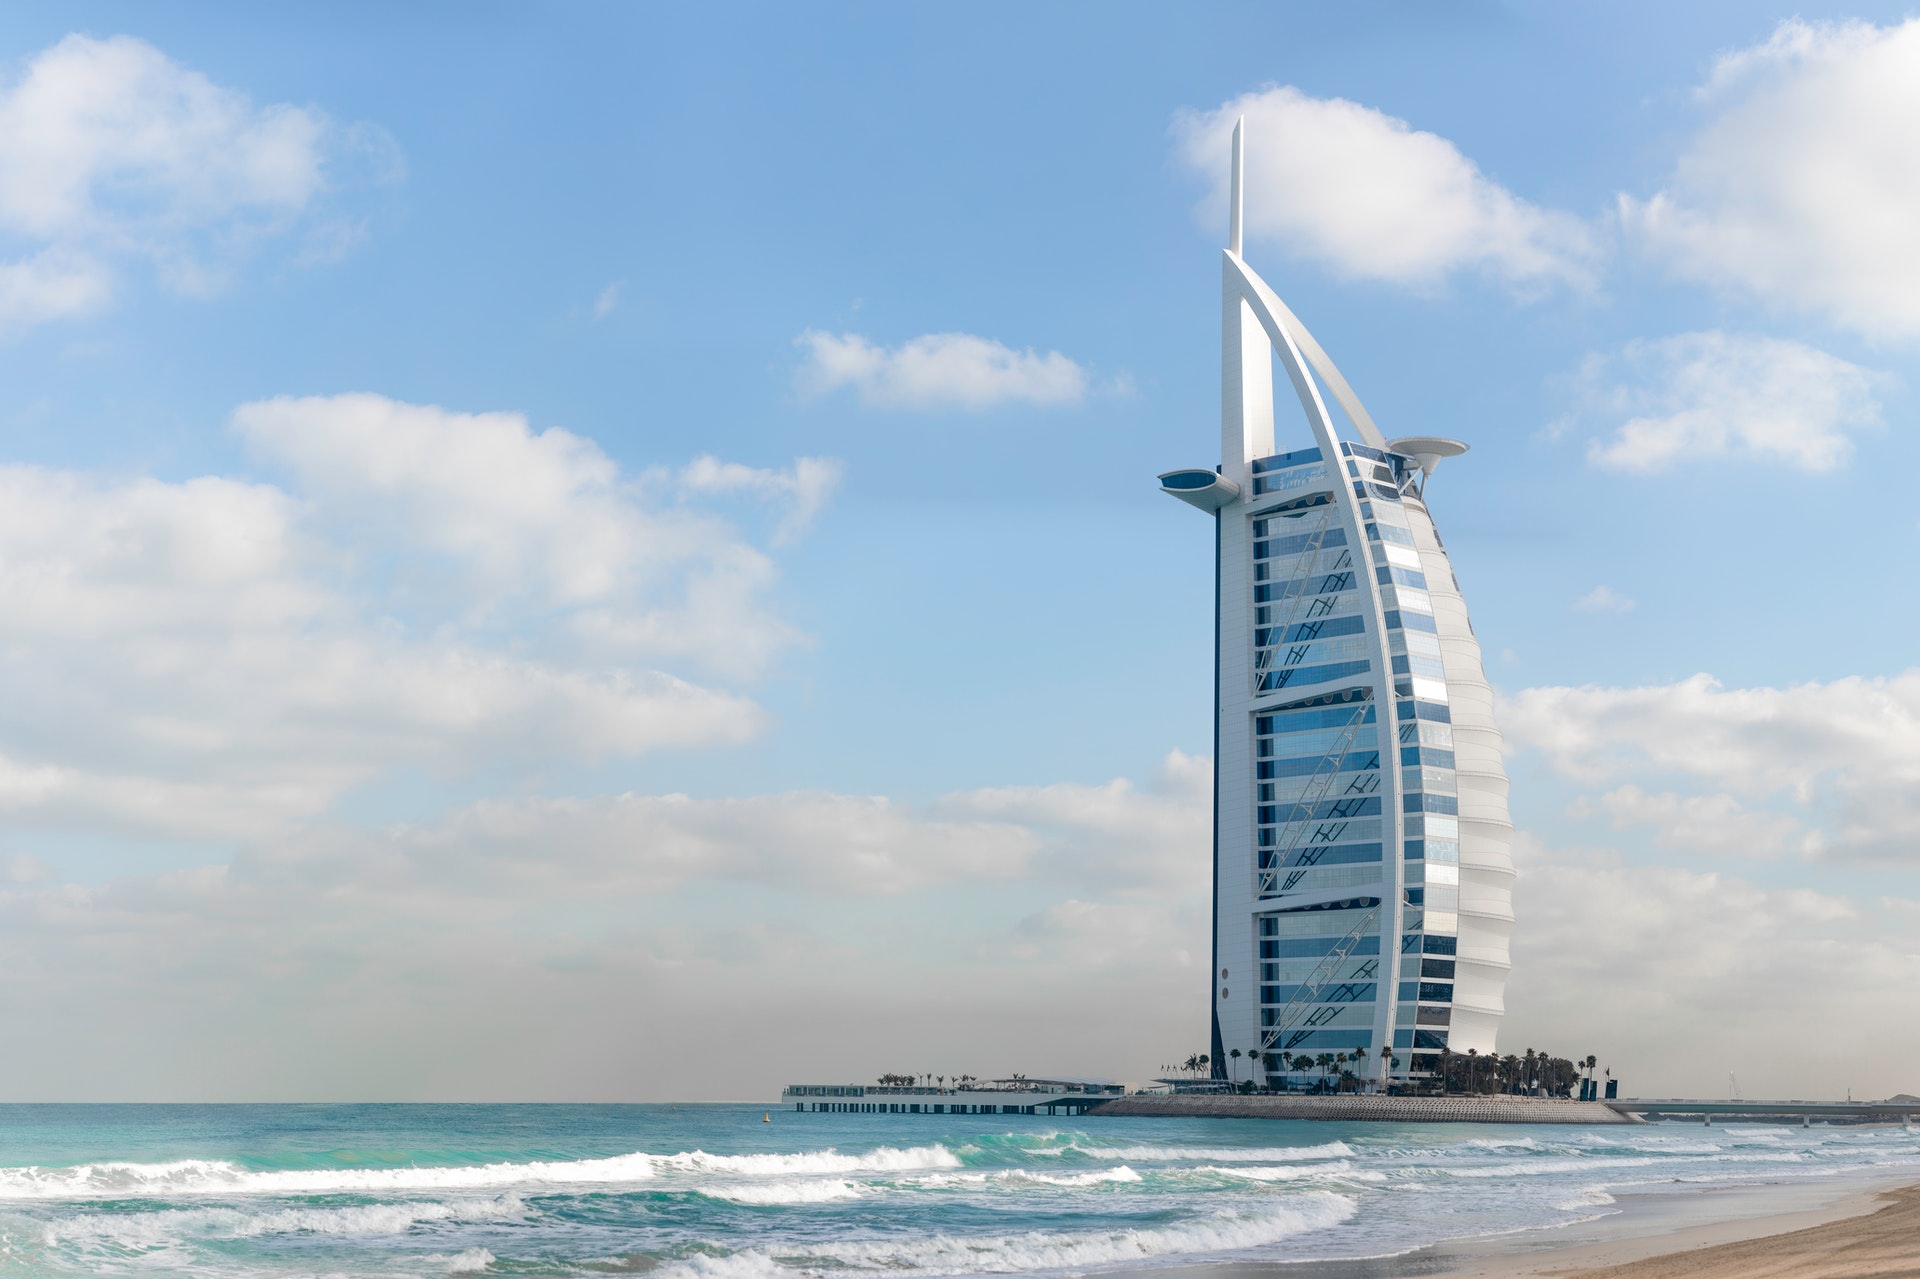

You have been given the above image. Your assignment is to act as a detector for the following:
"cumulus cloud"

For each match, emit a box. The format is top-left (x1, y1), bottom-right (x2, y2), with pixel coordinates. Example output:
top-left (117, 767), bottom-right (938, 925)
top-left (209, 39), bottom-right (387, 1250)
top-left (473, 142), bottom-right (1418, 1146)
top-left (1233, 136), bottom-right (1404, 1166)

top-left (1571, 586), bottom-right (1635, 614)
top-left (1504, 671), bottom-right (1920, 863)
top-left (678, 455), bottom-right (843, 545)
top-left (1564, 332), bottom-right (1884, 473)
top-left (795, 330), bottom-right (1089, 410)
top-left (1174, 86), bottom-right (1598, 292)
top-left (234, 394), bottom-right (816, 677)
top-left (1622, 19), bottom-right (1920, 338)
top-left (0, 398), bottom-right (836, 845)
top-left (0, 33), bottom-right (393, 335)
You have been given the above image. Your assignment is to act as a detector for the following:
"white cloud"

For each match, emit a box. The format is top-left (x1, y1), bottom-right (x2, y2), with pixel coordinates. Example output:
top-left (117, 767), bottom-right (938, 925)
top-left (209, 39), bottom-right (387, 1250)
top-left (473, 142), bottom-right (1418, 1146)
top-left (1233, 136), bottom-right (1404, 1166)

top-left (233, 394), bottom-right (817, 678)
top-left (1504, 671), bottom-right (1920, 863)
top-left (1567, 332), bottom-right (1883, 473)
top-left (592, 281), bottom-right (621, 320)
top-left (0, 33), bottom-right (392, 335)
top-left (677, 455), bottom-right (843, 545)
top-left (1504, 840), bottom-right (1919, 1098)
top-left (0, 753), bottom-right (1213, 1099)
top-left (0, 398), bottom-right (838, 844)
top-left (1571, 585), bottom-right (1635, 614)
top-left (1567, 785), bottom-right (1807, 857)
top-left (795, 330), bottom-right (1088, 410)
top-left (0, 247), bottom-right (112, 330)
top-left (1174, 86), bottom-right (1597, 292)
top-left (1622, 19), bottom-right (1920, 338)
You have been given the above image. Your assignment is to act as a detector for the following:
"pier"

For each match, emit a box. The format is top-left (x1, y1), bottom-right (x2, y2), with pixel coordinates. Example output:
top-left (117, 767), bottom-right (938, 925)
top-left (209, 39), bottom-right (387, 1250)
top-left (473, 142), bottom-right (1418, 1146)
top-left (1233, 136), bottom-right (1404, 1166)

top-left (783, 1078), bottom-right (1120, 1116)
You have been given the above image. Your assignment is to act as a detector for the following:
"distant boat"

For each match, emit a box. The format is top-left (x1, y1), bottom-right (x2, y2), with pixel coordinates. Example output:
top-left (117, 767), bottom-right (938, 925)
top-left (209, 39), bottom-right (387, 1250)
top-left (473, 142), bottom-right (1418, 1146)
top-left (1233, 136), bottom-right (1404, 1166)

top-left (763, 1112), bottom-right (771, 1123)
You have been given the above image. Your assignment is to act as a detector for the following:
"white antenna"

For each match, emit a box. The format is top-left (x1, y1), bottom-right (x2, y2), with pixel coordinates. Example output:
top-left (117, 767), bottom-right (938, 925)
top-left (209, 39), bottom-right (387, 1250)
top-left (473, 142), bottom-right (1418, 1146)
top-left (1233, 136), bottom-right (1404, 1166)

top-left (1229, 115), bottom-right (1244, 255)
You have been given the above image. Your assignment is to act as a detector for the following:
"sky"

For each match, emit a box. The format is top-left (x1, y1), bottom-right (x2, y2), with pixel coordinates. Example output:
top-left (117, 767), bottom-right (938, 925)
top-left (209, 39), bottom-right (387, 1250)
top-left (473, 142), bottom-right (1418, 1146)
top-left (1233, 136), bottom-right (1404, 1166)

top-left (0, 1), bottom-right (1916, 1102)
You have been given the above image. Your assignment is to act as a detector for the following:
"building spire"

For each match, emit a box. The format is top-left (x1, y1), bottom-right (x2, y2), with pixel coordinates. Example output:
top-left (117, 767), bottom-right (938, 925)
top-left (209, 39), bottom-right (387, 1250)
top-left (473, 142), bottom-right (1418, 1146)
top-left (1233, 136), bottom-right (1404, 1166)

top-left (1229, 115), bottom-right (1244, 255)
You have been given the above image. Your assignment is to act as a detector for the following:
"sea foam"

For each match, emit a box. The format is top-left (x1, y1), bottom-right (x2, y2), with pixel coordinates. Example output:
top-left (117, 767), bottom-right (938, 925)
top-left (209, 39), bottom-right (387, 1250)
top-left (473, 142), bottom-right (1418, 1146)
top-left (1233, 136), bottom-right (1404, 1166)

top-left (0, 1144), bottom-right (960, 1200)
top-left (653, 1192), bottom-right (1359, 1279)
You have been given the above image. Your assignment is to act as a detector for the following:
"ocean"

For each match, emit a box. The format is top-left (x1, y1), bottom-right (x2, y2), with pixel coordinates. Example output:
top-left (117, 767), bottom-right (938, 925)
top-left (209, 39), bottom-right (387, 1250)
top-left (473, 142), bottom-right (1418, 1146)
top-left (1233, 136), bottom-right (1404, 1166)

top-left (0, 1103), bottom-right (1915, 1278)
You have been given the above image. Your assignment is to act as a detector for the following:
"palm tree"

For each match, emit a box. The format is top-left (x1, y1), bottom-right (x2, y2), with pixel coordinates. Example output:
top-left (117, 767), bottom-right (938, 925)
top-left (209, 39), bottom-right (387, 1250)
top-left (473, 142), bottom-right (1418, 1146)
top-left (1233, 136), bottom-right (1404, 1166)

top-left (1378, 1045), bottom-right (1394, 1090)
top-left (1523, 1048), bottom-right (1537, 1094)
top-left (1229, 1048), bottom-right (1243, 1082)
top-left (1437, 1047), bottom-right (1452, 1095)
top-left (1316, 1052), bottom-right (1334, 1091)
top-left (1466, 1048), bottom-right (1480, 1094)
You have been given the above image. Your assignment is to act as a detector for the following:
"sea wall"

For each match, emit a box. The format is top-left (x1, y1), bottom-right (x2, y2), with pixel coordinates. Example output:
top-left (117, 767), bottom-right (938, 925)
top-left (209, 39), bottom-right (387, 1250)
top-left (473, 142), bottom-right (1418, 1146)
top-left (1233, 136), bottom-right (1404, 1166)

top-left (1090, 1094), bottom-right (1635, 1124)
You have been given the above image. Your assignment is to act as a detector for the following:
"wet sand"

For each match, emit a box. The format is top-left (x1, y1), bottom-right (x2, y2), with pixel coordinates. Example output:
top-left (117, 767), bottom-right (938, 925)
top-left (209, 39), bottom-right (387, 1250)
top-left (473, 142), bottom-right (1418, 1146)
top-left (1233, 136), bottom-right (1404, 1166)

top-left (1476, 1180), bottom-right (1920, 1279)
top-left (1111, 1172), bottom-right (1920, 1279)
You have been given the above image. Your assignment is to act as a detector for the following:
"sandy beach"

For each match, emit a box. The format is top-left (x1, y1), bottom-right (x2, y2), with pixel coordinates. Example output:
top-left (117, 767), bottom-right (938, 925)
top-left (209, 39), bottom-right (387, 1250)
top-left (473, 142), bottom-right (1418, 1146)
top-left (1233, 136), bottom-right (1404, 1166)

top-left (1441, 1178), bottom-right (1920, 1279)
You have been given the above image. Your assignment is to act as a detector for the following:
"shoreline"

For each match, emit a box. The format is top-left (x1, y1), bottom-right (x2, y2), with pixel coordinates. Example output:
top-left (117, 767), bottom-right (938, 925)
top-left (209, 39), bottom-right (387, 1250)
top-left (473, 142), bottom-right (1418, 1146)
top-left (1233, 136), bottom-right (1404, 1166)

top-left (1104, 1169), bottom-right (1920, 1279)
top-left (1429, 1172), bottom-right (1920, 1278)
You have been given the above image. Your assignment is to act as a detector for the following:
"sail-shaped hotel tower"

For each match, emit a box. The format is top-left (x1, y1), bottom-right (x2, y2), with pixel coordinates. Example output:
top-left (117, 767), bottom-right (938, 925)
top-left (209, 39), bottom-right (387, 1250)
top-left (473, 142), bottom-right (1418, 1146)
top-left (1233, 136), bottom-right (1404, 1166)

top-left (1159, 120), bottom-right (1514, 1087)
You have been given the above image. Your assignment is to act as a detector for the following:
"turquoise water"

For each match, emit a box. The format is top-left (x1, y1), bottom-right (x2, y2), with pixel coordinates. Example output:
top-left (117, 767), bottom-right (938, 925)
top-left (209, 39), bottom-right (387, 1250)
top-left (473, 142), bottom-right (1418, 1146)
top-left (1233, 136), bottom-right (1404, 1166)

top-left (1, 1104), bottom-right (1916, 1277)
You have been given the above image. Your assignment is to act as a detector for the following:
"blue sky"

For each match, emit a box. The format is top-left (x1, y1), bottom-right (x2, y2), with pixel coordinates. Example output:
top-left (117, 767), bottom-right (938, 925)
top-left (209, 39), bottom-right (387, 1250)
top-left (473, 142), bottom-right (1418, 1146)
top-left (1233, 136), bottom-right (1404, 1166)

top-left (0, 2), bottom-right (1916, 1101)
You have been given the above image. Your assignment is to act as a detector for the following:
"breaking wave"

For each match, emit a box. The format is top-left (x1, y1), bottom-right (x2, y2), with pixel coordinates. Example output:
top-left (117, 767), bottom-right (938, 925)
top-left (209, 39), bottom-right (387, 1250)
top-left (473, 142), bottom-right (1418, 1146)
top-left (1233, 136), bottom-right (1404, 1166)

top-left (0, 1144), bottom-right (961, 1201)
top-left (653, 1193), bottom-right (1359, 1279)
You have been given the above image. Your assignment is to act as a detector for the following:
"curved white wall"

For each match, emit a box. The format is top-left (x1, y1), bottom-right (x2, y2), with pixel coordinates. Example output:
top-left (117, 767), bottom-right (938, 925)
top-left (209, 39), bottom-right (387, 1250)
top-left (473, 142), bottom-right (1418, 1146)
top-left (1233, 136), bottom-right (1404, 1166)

top-left (1402, 497), bottom-right (1513, 1055)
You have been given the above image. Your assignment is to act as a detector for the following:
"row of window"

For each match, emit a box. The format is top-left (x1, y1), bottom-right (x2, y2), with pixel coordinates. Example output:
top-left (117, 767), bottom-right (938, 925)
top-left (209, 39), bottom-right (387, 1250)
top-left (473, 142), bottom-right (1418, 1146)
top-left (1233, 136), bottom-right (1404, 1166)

top-left (1255, 614), bottom-right (1365, 647)
top-left (1375, 565), bottom-right (1429, 590)
top-left (1261, 862), bottom-right (1384, 898)
top-left (1383, 608), bottom-right (1436, 634)
top-left (1403, 838), bottom-right (1460, 862)
top-left (1252, 466), bottom-right (1328, 496)
top-left (1403, 792), bottom-right (1460, 815)
top-left (1258, 725), bottom-right (1379, 758)
top-left (1402, 720), bottom-right (1454, 749)
top-left (1396, 981), bottom-right (1454, 1002)
top-left (1260, 840), bottom-right (1383, 870)
top-left (1249, 492), bottom-right (1336, 526)
top-left (1255, 527), bottom-right (1348, 561)
top-left (1260, 935), bottom-right (1383, 959)
top-left (1402, 933), bottom-right (1457, 954)
top-left (1393, 1030), bottom-right (1449, 1050)
top-left (1400, 746), bottom-right (1456, 769)
top-left (1261, 981), bottom-right (1377, 1006)
top-left (1391, 654), bottom-right (1448, 681)
top-left (1258, 749), bottom-right (1380, 781)
top-left (1256, 699), bottom-right (1374, 737)
top-left (1258, 903), bottom-right (1379, 937)
top-left (1254, 545), bottom-right (1350, 582)
top-left (1366, 519), bottom-right (1416, 549)
top-left (1256, 658), bottom-right (1372, 693)
top-left (1264, 1028), bottom-right (1379, 1054)
top-left (1254, 571), bottom-right (1356, 603)
top-left (1259, 817), bottom-right (1383, 848)
top-left (1262, 1003), bottom-right (1373, 1029)
top-left (1251, 447), bottom-right (1324, 475)
top-left (1263, 957), bottom-right (1378, 984)
top-left (1257, 795), bottom-right (1382, 824)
